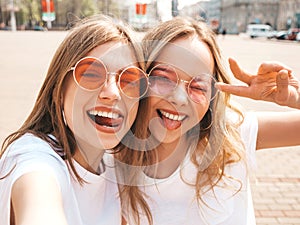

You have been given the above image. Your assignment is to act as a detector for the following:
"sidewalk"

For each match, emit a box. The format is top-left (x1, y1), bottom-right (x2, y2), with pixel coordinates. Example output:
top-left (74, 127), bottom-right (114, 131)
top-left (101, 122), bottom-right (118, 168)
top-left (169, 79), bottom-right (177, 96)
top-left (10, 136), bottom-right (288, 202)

top-left (252, 147), bottom-right (300, 225)
top-left (217, 35), bottom-right (300, 225)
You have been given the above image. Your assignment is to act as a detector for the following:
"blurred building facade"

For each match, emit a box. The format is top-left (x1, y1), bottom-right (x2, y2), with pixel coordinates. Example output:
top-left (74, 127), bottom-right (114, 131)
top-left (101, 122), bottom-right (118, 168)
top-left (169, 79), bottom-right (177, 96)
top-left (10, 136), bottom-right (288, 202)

top-left (200, 0), bottom-right (299, 34)
top-left (220, 0), bottom-right (280, 34)
top-left (178, 0), bottom-right (300, 34)
top-left (277, 0), bottom-right (300, 30)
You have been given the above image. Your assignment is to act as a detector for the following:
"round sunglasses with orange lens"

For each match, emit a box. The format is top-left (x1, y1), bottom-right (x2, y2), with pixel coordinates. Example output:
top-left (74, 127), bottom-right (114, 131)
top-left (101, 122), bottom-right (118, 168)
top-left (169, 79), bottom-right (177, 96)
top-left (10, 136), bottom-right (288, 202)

top-left (71, 57), bottom-right (148, 99)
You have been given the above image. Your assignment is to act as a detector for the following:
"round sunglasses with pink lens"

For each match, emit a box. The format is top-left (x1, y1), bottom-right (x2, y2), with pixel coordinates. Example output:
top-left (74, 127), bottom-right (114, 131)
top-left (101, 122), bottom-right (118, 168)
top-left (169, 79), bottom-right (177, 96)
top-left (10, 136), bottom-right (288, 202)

top-left (148, 64), bottom-right (217, 103)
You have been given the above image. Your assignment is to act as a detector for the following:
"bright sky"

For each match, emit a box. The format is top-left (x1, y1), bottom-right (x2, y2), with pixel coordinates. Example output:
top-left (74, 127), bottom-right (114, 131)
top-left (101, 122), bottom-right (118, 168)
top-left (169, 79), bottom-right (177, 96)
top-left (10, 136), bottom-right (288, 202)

top-left (156, 0), bottom-right (206, 21)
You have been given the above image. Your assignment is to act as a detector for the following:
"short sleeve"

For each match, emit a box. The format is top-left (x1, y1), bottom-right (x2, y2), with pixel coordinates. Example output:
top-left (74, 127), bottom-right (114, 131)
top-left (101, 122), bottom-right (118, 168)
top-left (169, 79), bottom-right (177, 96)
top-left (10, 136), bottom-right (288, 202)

top-left (0, 135), bottom-right (70, 225)
top-left (239, 112), bottom-right (259, 169)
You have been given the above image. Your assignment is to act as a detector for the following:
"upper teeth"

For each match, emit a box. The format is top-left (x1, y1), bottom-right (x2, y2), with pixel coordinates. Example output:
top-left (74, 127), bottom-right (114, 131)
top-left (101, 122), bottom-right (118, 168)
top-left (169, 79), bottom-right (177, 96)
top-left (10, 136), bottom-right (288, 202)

top-left (160, 110), bottom-right (185, 121)
top-left (89, 110), bottom-right (119, 119)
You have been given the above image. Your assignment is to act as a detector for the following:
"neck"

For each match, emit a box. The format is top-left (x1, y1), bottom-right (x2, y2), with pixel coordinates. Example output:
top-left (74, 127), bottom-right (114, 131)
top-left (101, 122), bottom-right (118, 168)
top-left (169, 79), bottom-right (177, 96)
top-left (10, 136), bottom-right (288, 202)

top-left (157, 137), bottom-right (186, 161)
top-left (73, 143), bottom-right (105, 175)
top-left (145, 135), bottom-right (189, 179)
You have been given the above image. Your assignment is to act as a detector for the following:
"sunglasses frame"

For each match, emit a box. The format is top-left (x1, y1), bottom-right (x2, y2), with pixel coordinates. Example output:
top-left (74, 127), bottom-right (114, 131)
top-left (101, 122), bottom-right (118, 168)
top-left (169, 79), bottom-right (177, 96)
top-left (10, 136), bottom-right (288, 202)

top-left (148, 63), bottom-right (218, 103)
top-left (70, 56), bottom-right (149, 99)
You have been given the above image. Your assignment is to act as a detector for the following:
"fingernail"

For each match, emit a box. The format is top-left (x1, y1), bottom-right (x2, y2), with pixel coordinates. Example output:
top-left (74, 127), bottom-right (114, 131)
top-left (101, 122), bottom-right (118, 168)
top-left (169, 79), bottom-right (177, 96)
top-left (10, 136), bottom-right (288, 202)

top-left (280, 71), bottom-right (288, 80)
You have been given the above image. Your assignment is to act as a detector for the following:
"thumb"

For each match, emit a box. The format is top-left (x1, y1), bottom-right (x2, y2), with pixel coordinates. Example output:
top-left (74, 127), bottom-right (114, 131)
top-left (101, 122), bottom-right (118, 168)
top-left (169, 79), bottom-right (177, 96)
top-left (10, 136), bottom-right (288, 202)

top-left (276, 69), bottom-right (289, 103)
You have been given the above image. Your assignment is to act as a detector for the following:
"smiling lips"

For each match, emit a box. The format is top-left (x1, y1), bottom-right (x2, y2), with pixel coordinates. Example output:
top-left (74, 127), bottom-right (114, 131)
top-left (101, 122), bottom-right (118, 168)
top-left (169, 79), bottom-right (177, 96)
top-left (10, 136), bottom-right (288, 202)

top-left (157, 109), bottom-right (187, 130)
top-left (87, 108), bottom-right (123, 133)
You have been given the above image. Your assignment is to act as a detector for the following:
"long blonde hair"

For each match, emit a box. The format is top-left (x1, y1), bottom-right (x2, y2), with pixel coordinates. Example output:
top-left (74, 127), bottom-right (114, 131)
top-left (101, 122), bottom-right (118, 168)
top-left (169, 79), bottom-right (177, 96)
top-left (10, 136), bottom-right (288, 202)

top-left (1, 15), bottom-right (145, 184)
top-left (118, 17), bottom-right (245, 225)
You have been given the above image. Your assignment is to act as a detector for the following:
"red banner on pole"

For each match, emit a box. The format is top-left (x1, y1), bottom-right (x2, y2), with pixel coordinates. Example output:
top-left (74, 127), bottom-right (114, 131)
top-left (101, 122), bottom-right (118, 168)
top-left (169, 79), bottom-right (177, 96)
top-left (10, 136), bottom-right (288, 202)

top-left (41, 0), bottom-right (55, 13)
top-left (42, 0), bottom-right (55, 22)
top-left (135, 3), bottom-right (147, 15)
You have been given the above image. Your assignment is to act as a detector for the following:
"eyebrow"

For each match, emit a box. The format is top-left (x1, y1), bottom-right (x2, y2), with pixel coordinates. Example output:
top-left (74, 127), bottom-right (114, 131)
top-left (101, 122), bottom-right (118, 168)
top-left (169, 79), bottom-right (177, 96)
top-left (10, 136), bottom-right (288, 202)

top-left (152, 64), bottom-right (176, 73)
top-left (156, 66), bottom-right (172, 72)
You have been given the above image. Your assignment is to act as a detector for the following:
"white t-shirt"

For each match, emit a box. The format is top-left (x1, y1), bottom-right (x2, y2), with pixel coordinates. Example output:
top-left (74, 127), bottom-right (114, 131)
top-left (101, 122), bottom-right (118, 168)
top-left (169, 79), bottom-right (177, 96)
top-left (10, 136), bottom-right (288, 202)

top-left (0, 133), bottom-right (121, 225)
top-left (123, 113), bottom-right (258, 225)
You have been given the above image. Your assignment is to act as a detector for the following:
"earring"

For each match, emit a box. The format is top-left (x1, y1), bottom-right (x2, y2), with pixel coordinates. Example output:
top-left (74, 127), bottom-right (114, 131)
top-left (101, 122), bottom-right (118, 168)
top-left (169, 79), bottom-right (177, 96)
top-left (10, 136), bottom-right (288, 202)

top-left (62, 109), bottom-right (67, 126)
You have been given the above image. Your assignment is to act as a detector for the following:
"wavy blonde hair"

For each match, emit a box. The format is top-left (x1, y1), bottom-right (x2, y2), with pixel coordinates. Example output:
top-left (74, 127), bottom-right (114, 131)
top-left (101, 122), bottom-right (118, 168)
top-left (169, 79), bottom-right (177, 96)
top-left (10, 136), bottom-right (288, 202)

top-left (117, 17), bottom-right (246, 225)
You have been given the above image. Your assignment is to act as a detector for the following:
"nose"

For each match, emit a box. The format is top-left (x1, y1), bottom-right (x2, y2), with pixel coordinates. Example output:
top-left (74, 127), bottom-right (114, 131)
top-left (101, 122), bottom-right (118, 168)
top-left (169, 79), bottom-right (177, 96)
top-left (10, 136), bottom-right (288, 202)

top-left (98, 73), bottom-right (121, 101)
top-left (168, 80), bottom-right (189, 106)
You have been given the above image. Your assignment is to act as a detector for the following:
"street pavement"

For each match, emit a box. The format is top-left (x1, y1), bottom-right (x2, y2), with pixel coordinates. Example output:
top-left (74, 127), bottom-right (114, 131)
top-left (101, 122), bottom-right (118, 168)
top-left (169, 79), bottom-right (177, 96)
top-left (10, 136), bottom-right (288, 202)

top-left (0, 31), bottom-right (300, 224)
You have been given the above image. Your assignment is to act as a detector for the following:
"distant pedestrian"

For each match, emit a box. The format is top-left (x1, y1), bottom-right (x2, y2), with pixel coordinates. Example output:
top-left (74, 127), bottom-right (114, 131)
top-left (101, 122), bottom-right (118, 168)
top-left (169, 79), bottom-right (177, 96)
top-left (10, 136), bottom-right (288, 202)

top-left (222, 28), bottom-right (227, 39)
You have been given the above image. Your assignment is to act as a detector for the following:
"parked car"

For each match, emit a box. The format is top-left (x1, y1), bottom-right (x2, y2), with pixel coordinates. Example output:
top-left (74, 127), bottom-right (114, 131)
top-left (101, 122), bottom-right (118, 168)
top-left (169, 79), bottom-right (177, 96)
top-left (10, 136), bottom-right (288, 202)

top-left (275, 30), bottom-right (288, 40)
top-left (296, 32), bottom-right (300, 42)
top-left (246, 24), bottom-right (276, 39)
top-left (286, 28), bottom-right (300, 40)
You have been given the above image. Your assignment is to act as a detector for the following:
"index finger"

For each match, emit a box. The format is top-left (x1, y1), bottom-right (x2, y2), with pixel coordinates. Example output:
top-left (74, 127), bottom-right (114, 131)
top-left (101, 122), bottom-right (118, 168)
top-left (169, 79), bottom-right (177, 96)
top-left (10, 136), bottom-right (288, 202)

top-left (215, 82), bottom-right (252, 98)
top-left (229, 58), bottom-right (253, 85)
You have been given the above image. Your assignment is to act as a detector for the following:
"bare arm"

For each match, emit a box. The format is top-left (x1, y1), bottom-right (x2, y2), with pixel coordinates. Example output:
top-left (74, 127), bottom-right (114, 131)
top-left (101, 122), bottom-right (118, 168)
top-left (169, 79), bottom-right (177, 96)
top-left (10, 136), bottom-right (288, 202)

top-left (216, 58), bottom-right (300, 109)
top-left (256, 111), bottom-right (300, 150)
top-left (11, 171), bottom-right (68, 225)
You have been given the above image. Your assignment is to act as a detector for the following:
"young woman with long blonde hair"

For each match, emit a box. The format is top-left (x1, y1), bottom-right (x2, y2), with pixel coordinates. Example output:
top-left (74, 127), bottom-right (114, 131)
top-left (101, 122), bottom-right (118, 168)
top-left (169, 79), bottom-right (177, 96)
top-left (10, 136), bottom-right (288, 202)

top-left (118, 17), bottom-right (300, 225)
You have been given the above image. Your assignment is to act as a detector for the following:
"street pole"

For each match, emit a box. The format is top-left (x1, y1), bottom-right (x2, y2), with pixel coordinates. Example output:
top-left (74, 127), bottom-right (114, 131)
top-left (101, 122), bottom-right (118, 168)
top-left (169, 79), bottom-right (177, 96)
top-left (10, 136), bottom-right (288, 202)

top-left (10, 0), bottom-right (16, 31)
top-left (46, 0), bottom-right (52, 29)
top-left (105, 0), bottom-right (108, 15)
top-left (139, 3), bottom-right (142, 25)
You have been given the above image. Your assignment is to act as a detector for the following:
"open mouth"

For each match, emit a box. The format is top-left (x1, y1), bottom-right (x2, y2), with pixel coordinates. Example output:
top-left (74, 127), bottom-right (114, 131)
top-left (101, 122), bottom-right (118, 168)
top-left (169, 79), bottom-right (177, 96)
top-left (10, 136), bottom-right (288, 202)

top-left (157, 109), bottom-right (187, 130)
top-left (87, 109), bottom-right (123, 132)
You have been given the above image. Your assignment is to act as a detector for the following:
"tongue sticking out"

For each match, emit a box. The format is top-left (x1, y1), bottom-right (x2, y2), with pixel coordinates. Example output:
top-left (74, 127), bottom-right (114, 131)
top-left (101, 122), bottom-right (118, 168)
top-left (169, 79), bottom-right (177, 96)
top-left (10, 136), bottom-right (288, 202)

top-left (94, 116), bottom-right (121, 127)
top-left (162, 115), bottom-right (182, 130)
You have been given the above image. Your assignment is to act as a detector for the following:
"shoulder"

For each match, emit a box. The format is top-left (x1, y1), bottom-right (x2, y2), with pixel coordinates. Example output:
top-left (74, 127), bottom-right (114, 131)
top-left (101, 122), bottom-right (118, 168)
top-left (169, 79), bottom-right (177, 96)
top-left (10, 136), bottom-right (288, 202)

top-left (5, 133), bottom-right (57, 156)
top-left (225, 109), bottom-right (258, 165)
top-left (1, 133), bottom-right (69, 188)
top-left (3, 133), bottom-right (65, 164)
top-left (239, 112), bottom-right (258, 168)
top-left (0, 134), bottom-right (72, 225)
top-left (239, 112), bottom-right (258, 141)
top-left (225, 109), bottom-right (258, 138)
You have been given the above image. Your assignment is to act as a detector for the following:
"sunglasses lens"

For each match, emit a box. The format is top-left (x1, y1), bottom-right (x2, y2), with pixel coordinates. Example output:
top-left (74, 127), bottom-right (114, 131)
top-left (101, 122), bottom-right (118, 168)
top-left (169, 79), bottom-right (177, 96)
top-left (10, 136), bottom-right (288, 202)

top-left (119, 67), bottom-right (148, 98)
top-left (188, 74), bottom-right (216, 103)
top-left (74, 58), bottom-right (106, 91)
top-left (149, 65), bottom-right (177, 95)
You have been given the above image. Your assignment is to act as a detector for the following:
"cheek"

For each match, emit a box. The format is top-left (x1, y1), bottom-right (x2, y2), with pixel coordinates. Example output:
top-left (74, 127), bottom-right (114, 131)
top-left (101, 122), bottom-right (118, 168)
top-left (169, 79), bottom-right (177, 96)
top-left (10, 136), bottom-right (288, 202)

top-left (126, 100), bottom-right (139, 126)
top-left (148, 96), bottom-right (160, 112)
top-left (63, 78), bottom-right (77, 129)
top-left (193, 102), bottom-right (210, 123)
top-left (63, 78), bottom-right (92, 130)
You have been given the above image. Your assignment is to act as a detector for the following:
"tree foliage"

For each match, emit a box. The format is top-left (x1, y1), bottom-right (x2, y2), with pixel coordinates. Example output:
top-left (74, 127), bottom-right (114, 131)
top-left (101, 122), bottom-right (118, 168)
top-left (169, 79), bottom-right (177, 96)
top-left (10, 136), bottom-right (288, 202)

top-left (0, 0), bottom-right (124, 29)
